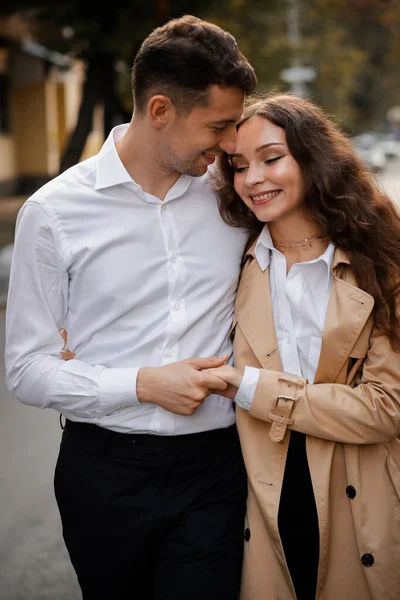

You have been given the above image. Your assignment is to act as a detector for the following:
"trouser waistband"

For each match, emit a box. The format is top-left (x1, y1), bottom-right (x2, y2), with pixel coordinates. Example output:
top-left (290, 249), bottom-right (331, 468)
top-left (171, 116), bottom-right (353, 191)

top-left (64, 418), bottom-right (238, 453)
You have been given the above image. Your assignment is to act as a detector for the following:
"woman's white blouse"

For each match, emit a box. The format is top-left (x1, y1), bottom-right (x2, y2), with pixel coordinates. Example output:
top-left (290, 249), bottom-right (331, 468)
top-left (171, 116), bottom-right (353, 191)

top-left (235, 226), bottom-right (335, 411)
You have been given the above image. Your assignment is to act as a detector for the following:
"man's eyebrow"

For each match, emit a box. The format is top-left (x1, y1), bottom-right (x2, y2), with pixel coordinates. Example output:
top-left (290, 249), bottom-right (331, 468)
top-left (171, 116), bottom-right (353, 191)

top-left (230, 142), bottom-right (285, 158)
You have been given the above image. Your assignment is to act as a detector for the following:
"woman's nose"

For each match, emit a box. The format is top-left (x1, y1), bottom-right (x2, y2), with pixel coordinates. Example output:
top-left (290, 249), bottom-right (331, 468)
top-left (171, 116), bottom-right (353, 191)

top-left (245, 164), bottom-right (265, 187)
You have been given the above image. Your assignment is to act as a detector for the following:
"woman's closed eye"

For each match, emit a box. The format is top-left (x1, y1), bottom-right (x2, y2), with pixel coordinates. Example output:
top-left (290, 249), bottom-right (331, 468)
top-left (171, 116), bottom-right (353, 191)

top-left (232, 155), bottom-right (284, 173)
top-left (265, 155), bottom-right (284, 164)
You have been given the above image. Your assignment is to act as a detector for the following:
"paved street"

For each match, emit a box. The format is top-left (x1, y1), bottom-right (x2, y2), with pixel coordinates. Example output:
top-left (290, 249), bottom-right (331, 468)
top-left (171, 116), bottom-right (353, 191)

top-left (0, 311), bottom-right (81, 599)
top-left (0, 159), bottom-right (399, 599)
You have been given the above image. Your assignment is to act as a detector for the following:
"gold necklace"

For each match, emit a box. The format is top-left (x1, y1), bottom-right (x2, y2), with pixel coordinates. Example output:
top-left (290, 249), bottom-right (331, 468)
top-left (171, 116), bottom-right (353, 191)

top-left (271, 233), bottom-right (326, 253)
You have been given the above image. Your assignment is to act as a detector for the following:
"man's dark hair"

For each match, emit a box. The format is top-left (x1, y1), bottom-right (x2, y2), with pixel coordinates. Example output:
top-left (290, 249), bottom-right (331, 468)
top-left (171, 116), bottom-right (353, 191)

top-left (131, 14), bottom-right (257, 114)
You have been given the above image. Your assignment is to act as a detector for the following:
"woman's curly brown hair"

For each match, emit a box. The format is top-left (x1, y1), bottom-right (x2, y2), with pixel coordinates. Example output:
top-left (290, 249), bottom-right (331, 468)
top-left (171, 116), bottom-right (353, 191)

top-left (213, 92), bottom-right (400, 350)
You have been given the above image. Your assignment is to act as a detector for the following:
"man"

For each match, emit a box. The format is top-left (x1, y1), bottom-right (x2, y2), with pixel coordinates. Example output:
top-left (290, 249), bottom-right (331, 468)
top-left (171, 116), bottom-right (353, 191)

top-left (5, 15), bottom-right (256, 600)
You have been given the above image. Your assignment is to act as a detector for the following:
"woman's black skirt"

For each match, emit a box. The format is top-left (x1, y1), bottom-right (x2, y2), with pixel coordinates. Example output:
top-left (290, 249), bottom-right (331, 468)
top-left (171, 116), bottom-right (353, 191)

top-left (278, 431), bottom-right (320, 600)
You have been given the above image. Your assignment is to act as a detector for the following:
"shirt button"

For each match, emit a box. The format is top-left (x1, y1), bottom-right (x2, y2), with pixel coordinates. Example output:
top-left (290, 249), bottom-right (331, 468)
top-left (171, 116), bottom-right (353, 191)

top-left (361, 553), bottom-right (374, 567)
top-left (174, 303), bottom-right (181, 311)
top-left (346, 485), bottom-right (356, 499)
top-left (161, 204), bottom-right (167, 212)
top-left (166, 348), bottom-right (173, 357)
top-left (170, 252), bottom-right (177, 260)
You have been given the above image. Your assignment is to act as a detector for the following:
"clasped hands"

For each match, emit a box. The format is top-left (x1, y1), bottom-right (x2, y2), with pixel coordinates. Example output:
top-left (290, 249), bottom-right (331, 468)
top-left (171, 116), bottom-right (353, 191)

top-left (59, 329), bottom-right (243, 416)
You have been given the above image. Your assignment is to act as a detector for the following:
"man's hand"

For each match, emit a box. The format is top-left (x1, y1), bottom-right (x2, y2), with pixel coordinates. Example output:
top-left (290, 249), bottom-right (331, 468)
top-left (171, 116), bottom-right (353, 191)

top-left (205, 364), bottom-right (243, 400)
top-left (59, 330), bottom-right (231, 415)
top-left (137, 356), bottom-right (231, 415)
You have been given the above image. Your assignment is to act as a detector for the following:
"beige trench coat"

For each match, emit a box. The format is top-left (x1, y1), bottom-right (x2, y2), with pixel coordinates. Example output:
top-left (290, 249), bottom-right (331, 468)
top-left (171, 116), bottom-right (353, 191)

top-left (233, 245), bottom-right (400, 600)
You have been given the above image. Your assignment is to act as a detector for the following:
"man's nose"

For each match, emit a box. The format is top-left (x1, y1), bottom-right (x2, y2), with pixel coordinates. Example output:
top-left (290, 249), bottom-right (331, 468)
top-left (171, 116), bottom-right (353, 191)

top-left (219, 126), bottom-right (237, 155)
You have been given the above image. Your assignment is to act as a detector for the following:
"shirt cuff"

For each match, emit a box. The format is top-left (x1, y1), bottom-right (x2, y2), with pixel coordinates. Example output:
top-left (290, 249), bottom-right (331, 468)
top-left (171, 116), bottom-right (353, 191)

top-left (234, 366), bottom-right (260, 411)
top-left (98, 367), bottom-right (140, 415)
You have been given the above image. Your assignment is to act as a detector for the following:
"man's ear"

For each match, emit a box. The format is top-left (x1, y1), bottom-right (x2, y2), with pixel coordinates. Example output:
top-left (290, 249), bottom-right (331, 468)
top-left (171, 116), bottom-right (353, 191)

top-left (147, 95), bottom-right (176, 129)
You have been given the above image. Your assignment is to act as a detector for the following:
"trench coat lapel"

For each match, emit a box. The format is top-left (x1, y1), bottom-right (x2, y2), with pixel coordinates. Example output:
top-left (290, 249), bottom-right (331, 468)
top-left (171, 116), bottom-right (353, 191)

top-left (235, 257), bottom-right (282, 371)
top-left (235, 246), bottom-right (374, 382)
top-left (314, 250), bottom-right (375, 384)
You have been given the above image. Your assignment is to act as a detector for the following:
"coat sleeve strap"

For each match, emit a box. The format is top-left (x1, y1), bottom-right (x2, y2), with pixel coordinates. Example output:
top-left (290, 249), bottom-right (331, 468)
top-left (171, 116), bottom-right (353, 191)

top-left (269, 373), bottom-right (306, 443)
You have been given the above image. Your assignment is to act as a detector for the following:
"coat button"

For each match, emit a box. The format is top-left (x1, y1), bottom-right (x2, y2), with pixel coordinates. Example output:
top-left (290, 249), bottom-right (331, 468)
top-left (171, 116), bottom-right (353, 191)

top-left (346, 485), bottom-right (356, 499)
top-left (361, 553), bottom-right (374, 567)
top-left (244, 528), bottom-right (251, 541)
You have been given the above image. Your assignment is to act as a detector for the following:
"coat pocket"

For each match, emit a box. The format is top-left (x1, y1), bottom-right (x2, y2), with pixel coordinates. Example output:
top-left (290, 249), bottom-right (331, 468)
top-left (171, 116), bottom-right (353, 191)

top-left (386, 454), bottom-right (400, 502)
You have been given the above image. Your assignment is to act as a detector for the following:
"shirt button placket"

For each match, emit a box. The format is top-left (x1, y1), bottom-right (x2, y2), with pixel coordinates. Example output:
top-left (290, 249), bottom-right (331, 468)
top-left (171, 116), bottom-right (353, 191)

top-left (161, 200), bottom-right (180, 366)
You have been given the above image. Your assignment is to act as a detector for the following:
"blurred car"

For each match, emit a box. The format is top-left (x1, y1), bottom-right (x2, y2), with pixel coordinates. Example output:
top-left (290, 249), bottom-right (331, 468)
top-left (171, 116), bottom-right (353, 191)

top-left (352, 133), bottom-right (388, 172)
top-left (355, 146), bottom-right (387, 172)
top-left (377, 134), bottom-right (400, 159)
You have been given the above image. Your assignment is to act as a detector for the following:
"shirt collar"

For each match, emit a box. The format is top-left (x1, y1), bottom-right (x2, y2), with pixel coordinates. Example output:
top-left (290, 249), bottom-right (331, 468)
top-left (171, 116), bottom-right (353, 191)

top-left (94, 124), bottom-right (194, 201)
top-left (253, 224), bottom-right (336, 288)
top-left (253, 225), bottom-right (274, 270)
top-left (95, 124), bottom-right (134, 190)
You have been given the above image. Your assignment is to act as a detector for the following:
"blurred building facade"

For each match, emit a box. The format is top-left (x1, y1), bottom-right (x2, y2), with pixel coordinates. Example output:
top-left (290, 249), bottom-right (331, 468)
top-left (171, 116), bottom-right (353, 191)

top-left (0, 15), bottom-right (103, 197)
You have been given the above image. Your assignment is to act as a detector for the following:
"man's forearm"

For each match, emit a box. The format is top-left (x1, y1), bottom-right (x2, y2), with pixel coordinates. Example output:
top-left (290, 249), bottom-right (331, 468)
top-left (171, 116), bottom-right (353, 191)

top-left (6, 352), bottom-right (140, 419)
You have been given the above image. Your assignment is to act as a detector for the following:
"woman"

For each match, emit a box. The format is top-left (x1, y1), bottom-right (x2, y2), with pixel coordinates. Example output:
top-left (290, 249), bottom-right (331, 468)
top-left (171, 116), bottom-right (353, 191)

top-left (210, 93), bottom-right (400, 599)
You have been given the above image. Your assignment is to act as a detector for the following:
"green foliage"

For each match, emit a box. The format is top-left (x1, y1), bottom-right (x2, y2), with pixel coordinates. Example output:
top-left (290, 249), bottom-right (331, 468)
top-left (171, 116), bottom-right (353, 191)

top-left (2, 0), bottom-right (400, 132)
top-left (303, 0), bottom-right (400, 131)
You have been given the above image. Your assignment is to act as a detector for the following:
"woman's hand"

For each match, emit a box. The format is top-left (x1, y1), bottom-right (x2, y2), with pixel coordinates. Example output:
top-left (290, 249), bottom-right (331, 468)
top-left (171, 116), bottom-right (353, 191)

top-left (204, 364), bottom-right (243, 399)
top-left (59, 328), bottom-right (75, 360)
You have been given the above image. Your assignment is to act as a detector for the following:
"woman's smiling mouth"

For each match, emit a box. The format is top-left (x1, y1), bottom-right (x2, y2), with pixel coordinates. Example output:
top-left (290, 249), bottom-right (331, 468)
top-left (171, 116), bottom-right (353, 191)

top-left (250, 190), bottom-right (281, 205)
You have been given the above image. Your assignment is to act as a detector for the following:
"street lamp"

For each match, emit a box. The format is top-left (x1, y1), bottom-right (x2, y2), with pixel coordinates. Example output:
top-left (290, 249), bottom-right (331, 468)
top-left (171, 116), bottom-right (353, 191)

top-left (280, 0), bottom-right (316, 96)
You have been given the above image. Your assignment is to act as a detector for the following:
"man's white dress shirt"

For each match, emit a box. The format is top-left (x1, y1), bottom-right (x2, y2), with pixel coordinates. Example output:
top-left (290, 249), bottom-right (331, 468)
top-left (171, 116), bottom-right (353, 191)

top-left (5, 124), bottom-right (248, 434)
top-left (235, 225), bottom-right (335, 409)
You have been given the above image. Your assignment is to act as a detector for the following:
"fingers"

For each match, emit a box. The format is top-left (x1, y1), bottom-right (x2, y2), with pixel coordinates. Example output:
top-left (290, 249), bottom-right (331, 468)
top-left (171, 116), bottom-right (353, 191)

top-left (204, 365), bottom-right (242, 388)
top-left (209, 386), bottom-right (237, 400)
top-left (203, 365), bottom-right (231, 379)
top-left (202, 373), bottom-right (228, 391)
top-left (59, 328), bottom-right (74, 360)
top-left (188, 355), bottom-right (229, 370)
top-left (60, 350), bottom-right (75, 360)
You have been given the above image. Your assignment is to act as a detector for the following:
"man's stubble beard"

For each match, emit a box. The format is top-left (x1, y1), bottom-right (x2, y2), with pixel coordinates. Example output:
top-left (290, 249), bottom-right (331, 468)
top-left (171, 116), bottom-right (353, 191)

top-left (154, 138), bottom-right (203, 178)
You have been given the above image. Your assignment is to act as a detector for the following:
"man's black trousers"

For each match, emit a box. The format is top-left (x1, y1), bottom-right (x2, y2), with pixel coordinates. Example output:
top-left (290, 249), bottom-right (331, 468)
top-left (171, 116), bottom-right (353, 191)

top-left (54, 419), bottom-right (247, 600)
